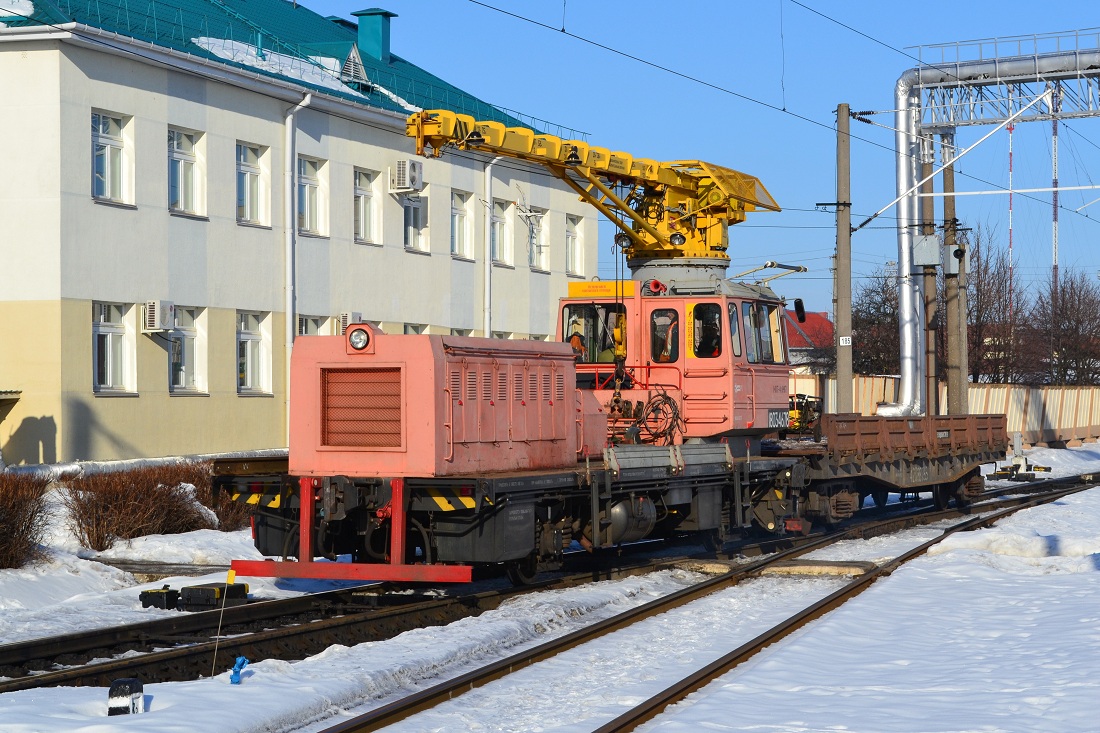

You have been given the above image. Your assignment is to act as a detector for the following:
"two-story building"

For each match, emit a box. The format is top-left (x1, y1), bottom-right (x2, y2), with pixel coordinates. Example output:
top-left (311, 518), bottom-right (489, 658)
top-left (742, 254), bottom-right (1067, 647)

top-left (0, 0), bottom-right (596, 464)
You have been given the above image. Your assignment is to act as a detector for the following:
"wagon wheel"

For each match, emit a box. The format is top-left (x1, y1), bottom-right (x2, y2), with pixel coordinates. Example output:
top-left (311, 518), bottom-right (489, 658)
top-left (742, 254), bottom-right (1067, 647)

top-left (953, 484), bottom-right (973, 510)
top-left (700, 528), bottom-right (723, 553)
top-left (505, 552), bottom-right (540, 586)
top-left (933, 485), bottom-right (951, 510)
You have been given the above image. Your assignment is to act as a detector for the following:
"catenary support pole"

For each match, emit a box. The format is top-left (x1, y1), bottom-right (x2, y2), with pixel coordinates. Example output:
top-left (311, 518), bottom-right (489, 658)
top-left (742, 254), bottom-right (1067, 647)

top-left (942, 132), bottom-right (968, 415)
top-left (835, 104), bottom-right (853, 414)
top-left (921, 140), bottom-right (938, 415)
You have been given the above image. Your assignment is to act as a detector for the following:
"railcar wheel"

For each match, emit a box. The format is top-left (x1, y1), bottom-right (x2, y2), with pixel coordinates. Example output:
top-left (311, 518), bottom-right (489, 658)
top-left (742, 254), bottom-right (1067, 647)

top-left (505, 553), bottom-right (540, 585)
top-left (700, 528), bottom-right (723, 553)
top-left (933, 485), bottom-right (951, 510)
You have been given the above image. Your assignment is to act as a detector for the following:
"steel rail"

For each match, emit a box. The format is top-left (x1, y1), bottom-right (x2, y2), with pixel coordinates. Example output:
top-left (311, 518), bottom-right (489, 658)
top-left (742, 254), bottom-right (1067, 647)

top-left (594, 482), bottom-right (1092, 732)
top-left (314, 480), bottom-right (1089, 733)
top-left (0, 492), bottom-right (970, 685)
top-left (0, 476), bottom-right (1069, 697)
top-left (0, 559), bottom-right (689, 693)
top-left (313, 507), bottom-right (953, 733)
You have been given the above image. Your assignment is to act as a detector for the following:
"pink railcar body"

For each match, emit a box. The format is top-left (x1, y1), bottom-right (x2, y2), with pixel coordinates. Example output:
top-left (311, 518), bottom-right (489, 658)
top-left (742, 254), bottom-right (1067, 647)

top-left (290, 329), bottom-right (605, 479)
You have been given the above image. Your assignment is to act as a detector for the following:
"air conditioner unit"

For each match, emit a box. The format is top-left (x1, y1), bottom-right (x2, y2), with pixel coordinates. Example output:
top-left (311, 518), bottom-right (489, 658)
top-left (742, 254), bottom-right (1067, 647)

top-left (389, 159), bottom-right (424, 193)
top-left (142, 300), bottom-right (174, 333)
top-left (338, 312), bottom-right (362, 334)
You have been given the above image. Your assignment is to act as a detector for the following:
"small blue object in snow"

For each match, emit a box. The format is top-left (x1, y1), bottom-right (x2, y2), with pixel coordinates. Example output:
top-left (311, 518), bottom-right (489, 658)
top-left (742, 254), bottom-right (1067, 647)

top-left (229, 656), bottom-right (249, 684)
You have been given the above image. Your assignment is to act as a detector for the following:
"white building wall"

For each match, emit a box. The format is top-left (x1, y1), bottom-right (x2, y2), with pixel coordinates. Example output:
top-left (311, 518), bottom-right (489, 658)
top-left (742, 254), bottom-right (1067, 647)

top-left (0, 33), bottom-right (598, 463)
top-left (1, 41), bottom-right (62, 302)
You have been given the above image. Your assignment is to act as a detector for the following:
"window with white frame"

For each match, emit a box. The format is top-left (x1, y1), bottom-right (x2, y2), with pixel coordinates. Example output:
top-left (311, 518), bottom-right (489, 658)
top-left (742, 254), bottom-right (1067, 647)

top-left (168, 128), bottom-right (200, 214)
top-left (529, 334), bottom-right (548, 341)
top-left (566, 215), bottom-right (583, 275)
top-left (450, 328), bottom-right (471, 337)
top-left (403, 194), bottom-right (427, 252)
top-left (237, 311), bottom-right (270, 393)
top-left (236, 143), bottom-right (264, 224)
top-left (450, 191), bottom-right (471, 257)
top-left (297, 315), bottom-right (332, 336)
top-left (297, 157), bottom-right (324, 235)
top-left (526, 209), bottom-right (547, 270)
top-left (170, 307), bottom-right (206, 392)
top-left (92, 302), bottom-right (133, 392)
top-left (403, 323), bottom-right (424, 335)
top-left (492, 331), bottom-right (511, 340)
top-left (353, 169), bottom-right (376, 243)
top-left (491, 199), bottom-right (510, 264)
top-left (92, 111), bottom-right (128, 202)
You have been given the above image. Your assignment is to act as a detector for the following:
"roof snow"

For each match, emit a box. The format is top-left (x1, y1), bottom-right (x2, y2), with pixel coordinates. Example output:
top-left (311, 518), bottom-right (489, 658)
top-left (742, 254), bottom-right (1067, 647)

top-left (190, 37), bottom-right (420, 112)
top-left (0, 0), bottom-right (35, 19)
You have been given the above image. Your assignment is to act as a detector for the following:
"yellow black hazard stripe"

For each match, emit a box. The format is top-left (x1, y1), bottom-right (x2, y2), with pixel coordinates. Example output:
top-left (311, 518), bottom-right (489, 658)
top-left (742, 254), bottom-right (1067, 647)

top-left (230, 490), bottom-right (286, 509)
top-left (424, 486), bottom-right (477, 511)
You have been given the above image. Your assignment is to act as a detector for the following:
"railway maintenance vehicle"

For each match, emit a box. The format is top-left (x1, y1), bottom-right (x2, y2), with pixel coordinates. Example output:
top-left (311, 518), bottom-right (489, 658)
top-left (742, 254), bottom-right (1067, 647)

top-left (223, 111), bottom-right (1007, 585)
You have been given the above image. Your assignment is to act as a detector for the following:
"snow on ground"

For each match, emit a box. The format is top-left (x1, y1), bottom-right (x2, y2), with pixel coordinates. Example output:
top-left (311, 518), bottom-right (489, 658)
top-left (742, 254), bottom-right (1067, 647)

top-left (1, 444), bottom-right (1099, 732)
top-left (641, 488), bottom-right (1100, 733)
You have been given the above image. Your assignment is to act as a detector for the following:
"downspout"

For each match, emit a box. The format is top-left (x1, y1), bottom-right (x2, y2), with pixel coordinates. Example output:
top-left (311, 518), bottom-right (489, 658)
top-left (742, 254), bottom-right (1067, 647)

top-left (483, 156), bottom-right (502, 336)
top-left (284, 93), bottom-right (311, 443)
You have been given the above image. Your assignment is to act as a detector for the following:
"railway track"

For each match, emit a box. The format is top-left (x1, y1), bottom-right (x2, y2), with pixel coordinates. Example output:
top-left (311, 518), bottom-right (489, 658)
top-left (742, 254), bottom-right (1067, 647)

top-left (593, 481), bottom-right (1092, 731)
top-left (0, 499), bottom-right (933, 693)
top-left (0, 557), bottom-right (700, 693)
top-left (312, 479), bottom-right (1093, 733)
top-left (0, 476), bottom-right (1073, 699)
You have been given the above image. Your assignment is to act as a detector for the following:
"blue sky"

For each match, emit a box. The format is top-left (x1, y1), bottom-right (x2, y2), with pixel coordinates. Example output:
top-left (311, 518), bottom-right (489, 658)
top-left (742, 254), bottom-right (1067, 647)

top-left (308, 0), bottom-right (1100, 313)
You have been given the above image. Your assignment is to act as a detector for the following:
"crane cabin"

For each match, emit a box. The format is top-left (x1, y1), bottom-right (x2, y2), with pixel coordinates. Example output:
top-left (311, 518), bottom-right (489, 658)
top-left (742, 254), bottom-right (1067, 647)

top-left (557, 279), bottom-right (793, 447)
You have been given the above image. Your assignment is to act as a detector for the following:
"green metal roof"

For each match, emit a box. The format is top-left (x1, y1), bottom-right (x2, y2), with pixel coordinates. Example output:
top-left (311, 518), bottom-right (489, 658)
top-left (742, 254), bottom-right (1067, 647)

top-left (5, 0), bottom-right (529, 125)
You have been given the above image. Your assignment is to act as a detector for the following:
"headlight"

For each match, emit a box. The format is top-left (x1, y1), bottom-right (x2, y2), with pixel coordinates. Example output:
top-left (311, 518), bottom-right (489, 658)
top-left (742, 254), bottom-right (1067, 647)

top-left (348, 327), bottom-right (370, 350)
top-left (670, 232), bottom-right (687, 246)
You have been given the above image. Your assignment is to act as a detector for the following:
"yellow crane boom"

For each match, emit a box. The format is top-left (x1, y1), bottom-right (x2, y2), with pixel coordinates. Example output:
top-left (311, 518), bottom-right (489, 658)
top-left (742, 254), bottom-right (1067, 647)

top-left (406, 110), bottom-right (779, 272)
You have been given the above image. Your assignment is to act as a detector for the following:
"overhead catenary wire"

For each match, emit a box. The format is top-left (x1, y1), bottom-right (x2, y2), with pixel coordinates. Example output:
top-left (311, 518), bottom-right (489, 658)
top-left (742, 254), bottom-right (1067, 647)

top-left (466, 0), bottom-right (1100, 228)
top-left (14, 0), bottom-right (1100, 256)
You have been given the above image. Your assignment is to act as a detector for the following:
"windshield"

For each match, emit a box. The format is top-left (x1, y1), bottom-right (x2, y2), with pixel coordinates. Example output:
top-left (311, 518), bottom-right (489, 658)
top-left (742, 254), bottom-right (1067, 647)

top-left (562, 303), bottom-right (627, 364)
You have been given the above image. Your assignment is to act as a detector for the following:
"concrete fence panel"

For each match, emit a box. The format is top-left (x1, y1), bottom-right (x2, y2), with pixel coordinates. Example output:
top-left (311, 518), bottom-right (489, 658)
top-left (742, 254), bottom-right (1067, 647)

top-left (794, 373), bottom-right (1100, 446)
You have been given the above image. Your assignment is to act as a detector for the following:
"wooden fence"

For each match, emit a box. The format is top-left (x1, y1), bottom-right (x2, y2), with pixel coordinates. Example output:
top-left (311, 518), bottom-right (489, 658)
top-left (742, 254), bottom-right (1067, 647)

top-left (789, 374), bottom-right (1100, 446)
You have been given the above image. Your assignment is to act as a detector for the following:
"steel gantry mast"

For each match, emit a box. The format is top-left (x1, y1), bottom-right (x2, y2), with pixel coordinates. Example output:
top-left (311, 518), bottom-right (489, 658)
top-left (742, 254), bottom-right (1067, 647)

top-left (887, 28), bottom-right (1100, 416)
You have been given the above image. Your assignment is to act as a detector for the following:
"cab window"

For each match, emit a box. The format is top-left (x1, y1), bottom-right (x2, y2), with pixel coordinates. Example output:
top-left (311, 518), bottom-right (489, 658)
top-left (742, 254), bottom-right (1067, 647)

top-left (742, 302), bottom-right (786, 364)
top-left (764, 303), bottom-right (786, 363)
top-left (726, 302), bottom-right (742, 357)
top-left (692, 303), bottom-right (722, 358)
top-left (563, 303), bottom-right (626, 364)
top-left (742, 302), bottom-right (759, 363)
top-left (651, 308), bottom-right (679, 362)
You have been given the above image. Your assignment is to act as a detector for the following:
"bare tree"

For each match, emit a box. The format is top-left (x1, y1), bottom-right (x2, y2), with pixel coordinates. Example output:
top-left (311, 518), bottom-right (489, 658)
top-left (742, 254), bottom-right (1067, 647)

top-left (851, 266), bottom-right (900, 375)
top-left (962, 226), bottom-right (1031, 383)
top-left (1030, 269), bottom-right (1100, 385)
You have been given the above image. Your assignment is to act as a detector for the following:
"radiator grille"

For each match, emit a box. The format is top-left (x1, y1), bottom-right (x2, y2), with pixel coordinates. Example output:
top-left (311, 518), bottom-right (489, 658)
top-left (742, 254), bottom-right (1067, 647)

top-left (321, 368), bottom-right (402, 448)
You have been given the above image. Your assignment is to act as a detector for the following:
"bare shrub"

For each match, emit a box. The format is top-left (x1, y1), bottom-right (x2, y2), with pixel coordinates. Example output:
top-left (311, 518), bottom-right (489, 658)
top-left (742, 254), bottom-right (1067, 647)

top-left (0, 473), bottom-right (51, 568)
top-left (193, 481), bottom-right (254, 532)
top-left (62, 465), bottom-right (219, 552)
top-left (170, 461), bottom-right (255, 532)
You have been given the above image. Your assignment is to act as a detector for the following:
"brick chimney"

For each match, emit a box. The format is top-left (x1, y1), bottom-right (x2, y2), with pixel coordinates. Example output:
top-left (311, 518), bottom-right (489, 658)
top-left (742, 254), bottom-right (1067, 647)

top-left (351, 8), bottom-right (397, 64)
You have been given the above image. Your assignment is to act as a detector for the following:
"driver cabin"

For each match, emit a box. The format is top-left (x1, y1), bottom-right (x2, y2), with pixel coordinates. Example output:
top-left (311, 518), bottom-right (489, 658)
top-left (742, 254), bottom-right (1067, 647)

top-left (557, 280), bottom-right (792, 443)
